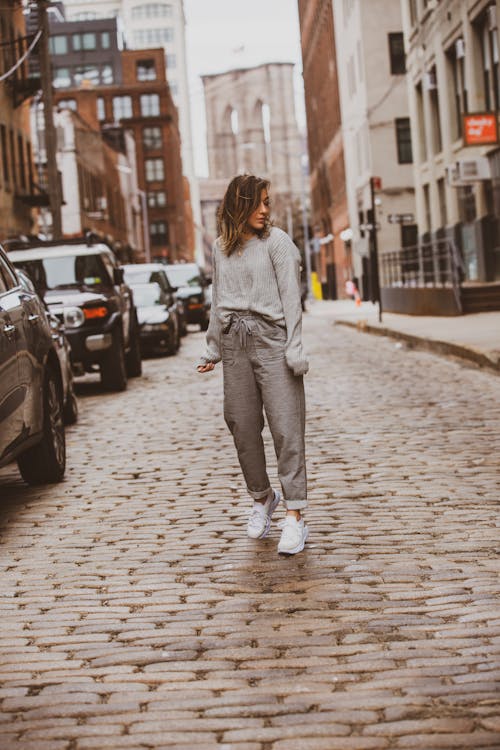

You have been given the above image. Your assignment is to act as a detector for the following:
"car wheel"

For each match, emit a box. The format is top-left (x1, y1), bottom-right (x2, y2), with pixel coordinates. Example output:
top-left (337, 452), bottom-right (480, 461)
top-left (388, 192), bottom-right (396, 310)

top-left (63, 384), bottom-right (78, 425)
top-left (126, 317), bottom-right (142, 378)
top-left (100, 330), bottom-right (127, 392)
top-left (17, 366), bottom-right (66, 485)
top-left (180, 320), bottom-right (188, 336)
top-left (165, 326), bottom-right (178, 356)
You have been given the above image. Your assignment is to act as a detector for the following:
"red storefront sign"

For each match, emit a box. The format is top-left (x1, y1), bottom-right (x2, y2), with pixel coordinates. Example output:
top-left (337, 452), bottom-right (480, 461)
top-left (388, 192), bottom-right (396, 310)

top-left (463, 113), bottom-right (498, 146)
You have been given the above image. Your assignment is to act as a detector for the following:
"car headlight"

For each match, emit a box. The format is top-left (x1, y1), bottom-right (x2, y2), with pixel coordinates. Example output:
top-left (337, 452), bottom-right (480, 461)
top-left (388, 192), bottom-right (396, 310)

top-left (64, 306), bottom-right (85, 328)
top-left (189, 296), bottom-right (200, 304)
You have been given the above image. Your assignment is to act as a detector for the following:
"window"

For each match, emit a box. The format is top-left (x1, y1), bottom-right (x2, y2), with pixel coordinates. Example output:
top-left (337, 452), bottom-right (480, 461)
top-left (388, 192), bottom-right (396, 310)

top-left (101, 32), bottom-right (111, 49)
top-left (101, 65), bottom-right (114, 85)
top-left (408, 0), bottom-right (418, 25)
top-left (166, 53), bottom-right (176, 69)
top-left (423, 184), bottom-right (431, 232)
top-left (136, 60), bottom-right (156, 81)
top-left (437, 177), bottom-right (447, 227)
top-left (131, 3), bottom-right (173, 19)
top-left (457, 184), bottom-right (476, 223)
top-left (150, 220), bottom-right (169, 245)
top-left (112, 96), bottom-right (133, 120)
top-left (415, 81), bottom-right (426, 161)
top-left (478, 6), bottom-right (500, 112)
top-left (143, 126), bottom-right (162, 150)
top-left (0, 124), bottom-right (10, 185)
top-left (428, 66), bottom-right (442, 154)
top-left (388, 32), bottom-right (405, 74)
top-left (395, 118), bottom-right (413, 163)
top-left (446, 39), bottom-right (467, 139)
top-left (97, 97), bottom-right (106, 121)
top-left (145, 158), bottom-right (164, 181)
top-left (50, 35), bottom-right (68, 55)
top-left (53, 67), bottom-right (71, 88)
top-left (73, 32), bottom-right (97, 51)
top-left (132, 28), bottom-right (174, 47)
top-left (74, 65), bottom-right (100, 87)
top-left (169, 81), bottom-right (178, 97)
top-left (17, 134), bottom-right (26, 190)
top-left (147, 190), bottom-right (166, 207)
top-left (58, 99), bottom-right (77, 111)
top-left (140, 94), bottom-right (160, 116)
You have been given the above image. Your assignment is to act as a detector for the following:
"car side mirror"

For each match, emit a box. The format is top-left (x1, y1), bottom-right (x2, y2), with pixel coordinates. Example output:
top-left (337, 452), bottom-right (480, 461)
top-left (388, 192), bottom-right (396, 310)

top-left (113, 267), bottom-right (124, 285)
top-left (170, 285), bottom-right (178, 292)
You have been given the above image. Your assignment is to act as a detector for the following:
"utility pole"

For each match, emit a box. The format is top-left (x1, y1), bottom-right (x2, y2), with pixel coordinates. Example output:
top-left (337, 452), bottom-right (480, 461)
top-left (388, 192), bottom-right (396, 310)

top-left (36, 0), bottom-right (62, 238)
top-left (369, 176), bottom-right (382, 322)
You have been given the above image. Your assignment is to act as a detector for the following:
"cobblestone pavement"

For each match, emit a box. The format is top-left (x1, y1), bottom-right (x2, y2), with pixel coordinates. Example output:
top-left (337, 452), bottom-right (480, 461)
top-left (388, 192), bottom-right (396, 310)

top-left (1, 306), bottom-right (499, 750)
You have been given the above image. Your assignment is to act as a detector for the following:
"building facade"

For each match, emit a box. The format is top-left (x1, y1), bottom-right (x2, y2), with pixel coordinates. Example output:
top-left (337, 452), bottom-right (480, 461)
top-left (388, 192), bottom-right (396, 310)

top-left (202, 62), bottom-right (305, 250)
top-left (298, 0), bottom-right (350, 299)
top-left (0, 2), bottom-right (39, 240)
top-left (51, 42), bottom-right (189, 262)
top-left (403, 0), bottom-right (500, 286)
top-left (61, 0), bottom-right (202, 263)
top-left (333, 0), bottom-right (416, 301)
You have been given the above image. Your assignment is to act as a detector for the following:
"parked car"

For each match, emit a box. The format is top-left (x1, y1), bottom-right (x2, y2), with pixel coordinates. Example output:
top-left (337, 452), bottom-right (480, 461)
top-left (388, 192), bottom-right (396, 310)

top-left (17, 269), bottom-right (78, 425)
top-left (130, 281), bottom-right (180, 356)
top-left (8, 239), bottom-right (142, 392)
top-left (0, 243), bottom-right (66, 485)
top-left (122, 262), bottom-right (186, 337)
top-left (163, 263), bottom-right (211, 331)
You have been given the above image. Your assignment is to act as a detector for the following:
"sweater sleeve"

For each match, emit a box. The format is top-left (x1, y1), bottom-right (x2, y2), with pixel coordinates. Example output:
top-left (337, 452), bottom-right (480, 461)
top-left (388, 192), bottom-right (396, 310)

top-left (199, 243), bottom-right (222, 365)
top-left (269, 230), bottom-right (309, 376)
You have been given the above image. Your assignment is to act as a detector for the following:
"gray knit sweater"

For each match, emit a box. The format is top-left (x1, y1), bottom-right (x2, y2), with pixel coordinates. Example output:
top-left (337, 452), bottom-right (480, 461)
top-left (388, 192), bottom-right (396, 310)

top-left (200, 226), bottom-right (308, 376)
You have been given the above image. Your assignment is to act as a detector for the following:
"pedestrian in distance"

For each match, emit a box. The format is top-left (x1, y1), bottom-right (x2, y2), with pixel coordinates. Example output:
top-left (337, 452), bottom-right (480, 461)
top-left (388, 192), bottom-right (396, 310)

top-left (197, 174), bottom-right (309, 555)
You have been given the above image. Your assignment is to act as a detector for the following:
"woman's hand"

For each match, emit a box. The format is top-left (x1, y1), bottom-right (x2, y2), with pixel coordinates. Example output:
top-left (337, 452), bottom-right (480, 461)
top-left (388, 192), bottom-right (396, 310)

top-left (197, 363), bottom-right (215, 373)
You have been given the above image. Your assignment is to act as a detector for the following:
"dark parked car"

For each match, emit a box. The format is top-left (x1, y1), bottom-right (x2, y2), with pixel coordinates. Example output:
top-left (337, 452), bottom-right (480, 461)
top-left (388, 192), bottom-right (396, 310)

top-left (9, 239), bottom-right (142, 392)
top-left (130, 281), bottom-right (180, 356)
top-left (163, 263), bottom-right (211, 331)
top-left (122, 262), bottom-right (186, 337)
top-left (17, 269), bottom-right (78, 425)
top-left (0, 243), bottom-right (66, 485)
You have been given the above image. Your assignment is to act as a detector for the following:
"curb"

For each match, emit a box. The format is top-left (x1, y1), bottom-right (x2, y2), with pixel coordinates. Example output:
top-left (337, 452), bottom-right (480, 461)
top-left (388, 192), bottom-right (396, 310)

top-left (335, 320), bottom-right (500, 374)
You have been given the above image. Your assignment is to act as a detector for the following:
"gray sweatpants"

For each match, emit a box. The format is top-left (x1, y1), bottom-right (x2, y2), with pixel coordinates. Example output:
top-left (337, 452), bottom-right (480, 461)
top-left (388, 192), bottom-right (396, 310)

top-left (222, 312), bottom-right (307, 511)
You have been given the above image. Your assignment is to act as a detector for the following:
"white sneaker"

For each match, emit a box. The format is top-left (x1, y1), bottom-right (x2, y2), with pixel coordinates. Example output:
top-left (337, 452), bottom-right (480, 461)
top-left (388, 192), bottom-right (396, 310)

top-left (247, 490), bottom-right (281, 539)
top-left (277, 516), bottom-right (308, 555)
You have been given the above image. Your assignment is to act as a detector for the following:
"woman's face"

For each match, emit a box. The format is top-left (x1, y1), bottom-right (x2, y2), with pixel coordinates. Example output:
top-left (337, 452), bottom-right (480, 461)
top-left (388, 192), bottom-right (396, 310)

top-left (246, 189), bottom-right (270, 234)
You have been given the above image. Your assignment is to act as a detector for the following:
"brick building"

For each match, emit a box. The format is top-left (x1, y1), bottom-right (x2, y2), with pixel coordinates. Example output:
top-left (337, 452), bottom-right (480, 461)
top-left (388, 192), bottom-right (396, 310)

top-left (0, 2), bottom-right (40, 240)
top-left (298, 0), bottom-right (350, 299)
top-left (52, 42), bottom-right (190, 261)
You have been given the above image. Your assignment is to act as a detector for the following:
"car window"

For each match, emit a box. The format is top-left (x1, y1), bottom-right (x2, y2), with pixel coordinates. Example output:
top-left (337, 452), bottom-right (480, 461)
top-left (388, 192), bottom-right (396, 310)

top-left (101, 253), bottom-right (116, 283)
top-left (0, 254), bottom-right (18, 291)
top-left (131, 283), bottom-right (162, 307)
top-left (14, 253), bottom-right (112, 291)
top-left (0, 265), bottom-right (9, 295)
top-left (165, 265), bottom-right (201, 287)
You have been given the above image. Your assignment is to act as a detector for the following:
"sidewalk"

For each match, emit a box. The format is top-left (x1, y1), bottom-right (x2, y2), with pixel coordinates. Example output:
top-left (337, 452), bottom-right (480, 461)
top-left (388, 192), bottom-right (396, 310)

top-left (307, 298), bottom-right (500, 372)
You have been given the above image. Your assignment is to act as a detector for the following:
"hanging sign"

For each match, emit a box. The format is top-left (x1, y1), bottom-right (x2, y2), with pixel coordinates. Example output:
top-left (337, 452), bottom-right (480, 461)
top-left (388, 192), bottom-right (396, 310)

top-left (463, 113), bottom-right (498, 146)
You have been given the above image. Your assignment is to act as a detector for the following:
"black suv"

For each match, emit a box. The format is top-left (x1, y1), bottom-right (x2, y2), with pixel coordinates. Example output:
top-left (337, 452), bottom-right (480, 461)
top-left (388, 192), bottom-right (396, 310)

top-left (0, 243), bottom-right (66, 485)
top-left (9, 239), bottom-right (142, 392)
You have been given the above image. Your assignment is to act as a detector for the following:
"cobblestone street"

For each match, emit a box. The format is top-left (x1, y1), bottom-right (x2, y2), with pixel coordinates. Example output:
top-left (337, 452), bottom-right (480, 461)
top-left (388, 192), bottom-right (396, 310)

top-left (0, 304), bottom-right (499, 750)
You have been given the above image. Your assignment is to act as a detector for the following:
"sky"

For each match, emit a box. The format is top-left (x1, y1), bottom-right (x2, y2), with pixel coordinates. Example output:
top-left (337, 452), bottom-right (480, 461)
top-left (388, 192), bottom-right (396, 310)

top-left (183, 0), bottom-right (305, 177)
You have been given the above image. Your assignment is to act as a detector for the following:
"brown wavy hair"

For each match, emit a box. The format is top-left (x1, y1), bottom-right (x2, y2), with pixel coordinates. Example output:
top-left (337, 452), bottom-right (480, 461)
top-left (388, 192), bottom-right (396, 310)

top-left (217, 174), bottom-right (271, 256)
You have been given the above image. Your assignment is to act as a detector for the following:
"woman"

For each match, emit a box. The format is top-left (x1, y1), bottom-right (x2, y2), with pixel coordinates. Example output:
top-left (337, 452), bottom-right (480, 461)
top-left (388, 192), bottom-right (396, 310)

top-left (197, 174), bottom-right (308, 555)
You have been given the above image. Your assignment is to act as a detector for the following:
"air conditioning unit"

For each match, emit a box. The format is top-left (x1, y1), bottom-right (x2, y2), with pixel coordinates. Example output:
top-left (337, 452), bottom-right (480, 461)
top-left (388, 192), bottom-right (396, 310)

top-left (488, 5), bottom-right (498, 31)
top-left (445, 162), bottom-right (461, 187)
top-left (455, 38), bottom-right (465, 59)
top-left (423, 70), bottom-right (437, 90)
top-left (457, 157), bottom-right (491, 181)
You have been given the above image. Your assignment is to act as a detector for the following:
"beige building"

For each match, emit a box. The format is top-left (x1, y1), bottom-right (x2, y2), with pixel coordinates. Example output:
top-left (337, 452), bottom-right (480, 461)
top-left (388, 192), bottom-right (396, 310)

top-left (333, 0), bottom-right (416, 299)
top-left (403, 0), bottom-right (500, 289)
top-left (202, 63), bottom-right (304, 240)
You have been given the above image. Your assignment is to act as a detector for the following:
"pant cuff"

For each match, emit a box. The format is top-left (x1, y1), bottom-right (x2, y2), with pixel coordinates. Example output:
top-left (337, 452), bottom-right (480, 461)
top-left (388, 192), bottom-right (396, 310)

top-left (248, 486), bottom-right (272, 500)
top-left (284, 499), bottom-right (308, 511)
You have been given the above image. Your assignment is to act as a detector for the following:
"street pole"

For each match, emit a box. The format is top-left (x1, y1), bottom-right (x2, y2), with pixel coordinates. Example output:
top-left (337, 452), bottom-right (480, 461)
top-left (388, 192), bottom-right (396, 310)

top-left (37, 0), bottom-right (62, 239)
top-left (300, 155), bottom-right (312, 298)
top-left (137, 190), bottom-right (151, 263)
top-left (369, 176), bottom-right (382, 322)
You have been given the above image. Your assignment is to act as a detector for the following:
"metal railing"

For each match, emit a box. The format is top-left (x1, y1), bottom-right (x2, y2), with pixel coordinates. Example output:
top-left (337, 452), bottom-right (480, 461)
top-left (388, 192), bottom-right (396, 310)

top-left (380, 237), bottom-right (465, 313)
